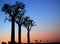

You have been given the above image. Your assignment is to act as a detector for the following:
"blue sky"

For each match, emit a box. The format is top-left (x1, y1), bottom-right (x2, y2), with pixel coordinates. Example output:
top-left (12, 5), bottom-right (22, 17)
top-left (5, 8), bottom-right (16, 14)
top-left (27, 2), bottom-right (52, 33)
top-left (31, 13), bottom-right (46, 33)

top-left (0, 0), bottom-right (60, 43)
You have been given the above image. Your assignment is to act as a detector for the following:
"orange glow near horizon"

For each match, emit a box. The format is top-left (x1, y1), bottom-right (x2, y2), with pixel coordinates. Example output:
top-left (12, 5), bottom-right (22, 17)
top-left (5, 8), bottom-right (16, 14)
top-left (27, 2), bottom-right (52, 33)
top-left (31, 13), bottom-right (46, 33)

top-left (0, 29), bottom-right (60, 44)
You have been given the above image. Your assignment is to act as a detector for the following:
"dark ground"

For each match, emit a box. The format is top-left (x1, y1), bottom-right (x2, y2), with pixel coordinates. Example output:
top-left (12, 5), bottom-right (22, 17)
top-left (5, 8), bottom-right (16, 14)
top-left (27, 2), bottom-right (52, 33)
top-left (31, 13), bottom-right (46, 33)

top-left (2, 42), bottom-right (60, 44)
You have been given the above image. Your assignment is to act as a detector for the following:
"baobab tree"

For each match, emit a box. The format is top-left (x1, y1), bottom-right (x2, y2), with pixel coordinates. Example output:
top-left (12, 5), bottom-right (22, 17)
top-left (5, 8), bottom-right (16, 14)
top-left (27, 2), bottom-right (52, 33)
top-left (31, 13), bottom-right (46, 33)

top-left (15, 2), bottom-right (25, 44)
top-left (23, 17), bottom-right (35, 44)
top-left (2, 1), bottom-right (25, 44)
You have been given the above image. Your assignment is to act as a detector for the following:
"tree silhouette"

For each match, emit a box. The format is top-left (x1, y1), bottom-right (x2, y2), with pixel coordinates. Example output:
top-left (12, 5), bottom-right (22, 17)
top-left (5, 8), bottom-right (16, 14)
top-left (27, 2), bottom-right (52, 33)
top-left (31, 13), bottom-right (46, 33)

top-left (40, 40), bottom-right (42, 43)
top-left (2, 1), bottom-right (25, 44)
top-left (35, 40), bottom-right (38, 43)
top-left (15, 2), bottom-right (25, 44)
top-left (47, 40), bottom-right (48, 43)
top-left (23, 17), bottom-right (35, 44)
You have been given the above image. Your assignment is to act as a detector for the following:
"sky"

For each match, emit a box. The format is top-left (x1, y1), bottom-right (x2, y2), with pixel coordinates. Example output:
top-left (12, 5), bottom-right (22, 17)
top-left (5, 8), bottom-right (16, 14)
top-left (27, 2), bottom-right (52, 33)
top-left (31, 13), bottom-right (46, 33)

top-left (0, 0), bottom-right (60, 43)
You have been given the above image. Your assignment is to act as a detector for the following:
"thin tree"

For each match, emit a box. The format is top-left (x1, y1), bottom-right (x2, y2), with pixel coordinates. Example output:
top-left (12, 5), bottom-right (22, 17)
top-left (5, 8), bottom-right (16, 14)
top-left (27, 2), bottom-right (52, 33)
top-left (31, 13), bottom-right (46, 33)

top-left (23, 18), bottom-right (35, 44)
top-left (2, 1), bottom-right (25, 43)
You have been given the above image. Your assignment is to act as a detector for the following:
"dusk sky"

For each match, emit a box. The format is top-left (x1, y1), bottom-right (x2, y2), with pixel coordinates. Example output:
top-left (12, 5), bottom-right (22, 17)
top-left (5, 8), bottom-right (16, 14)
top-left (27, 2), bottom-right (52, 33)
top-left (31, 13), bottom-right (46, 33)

top-left (0, 0), bottom-right (60, 44)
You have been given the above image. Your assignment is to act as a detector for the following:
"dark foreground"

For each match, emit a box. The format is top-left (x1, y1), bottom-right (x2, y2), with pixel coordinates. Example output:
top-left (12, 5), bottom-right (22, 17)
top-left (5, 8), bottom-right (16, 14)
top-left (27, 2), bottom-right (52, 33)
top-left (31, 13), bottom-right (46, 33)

top-left (2, 42), bottom-right (60, 44)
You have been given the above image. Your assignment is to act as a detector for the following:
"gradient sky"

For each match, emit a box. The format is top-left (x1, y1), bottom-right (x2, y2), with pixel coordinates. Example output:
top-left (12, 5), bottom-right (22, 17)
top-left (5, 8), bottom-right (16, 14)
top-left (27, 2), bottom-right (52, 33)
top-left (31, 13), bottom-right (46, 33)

top-left (0, 0), bottom-right (60, 44)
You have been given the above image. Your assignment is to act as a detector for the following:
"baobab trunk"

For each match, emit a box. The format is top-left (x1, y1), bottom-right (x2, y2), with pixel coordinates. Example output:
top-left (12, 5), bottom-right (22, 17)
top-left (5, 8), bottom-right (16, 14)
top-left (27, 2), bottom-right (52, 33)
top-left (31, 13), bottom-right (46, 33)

top-left (11, 17), bottom-right (15, 43)
top-left (27, 26), bottom-right (30, 44)
top-left (27, 30), bottom-right (30, 44)
top-left (18, 24), bottom-right (21, 44)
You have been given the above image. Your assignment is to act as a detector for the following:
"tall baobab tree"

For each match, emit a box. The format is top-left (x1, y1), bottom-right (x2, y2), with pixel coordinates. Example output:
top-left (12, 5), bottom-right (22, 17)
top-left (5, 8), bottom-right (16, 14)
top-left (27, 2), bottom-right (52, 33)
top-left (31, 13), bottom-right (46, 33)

top-left (23, 18), bottom-right (35, 44)
top-left (2, 1), bottom-right (25, 43)
top-left (15, 2), bottom-right (25, 44)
